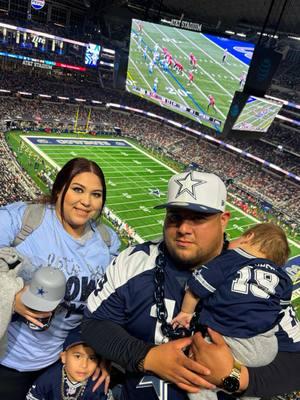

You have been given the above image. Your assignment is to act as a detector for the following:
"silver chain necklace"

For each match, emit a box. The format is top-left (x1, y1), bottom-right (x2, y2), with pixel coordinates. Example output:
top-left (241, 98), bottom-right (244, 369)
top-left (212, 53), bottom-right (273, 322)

top-left (61, 366), bottom-right (87, 400)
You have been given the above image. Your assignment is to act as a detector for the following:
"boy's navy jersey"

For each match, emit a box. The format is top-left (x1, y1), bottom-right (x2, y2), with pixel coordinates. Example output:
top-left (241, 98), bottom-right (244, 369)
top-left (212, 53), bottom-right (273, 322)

top-left (26, 362), bottom-right (107, 400)
top-left (85, 241), bottom-right (297, 400)
top-left (188, 248), bottom-right (293, 338)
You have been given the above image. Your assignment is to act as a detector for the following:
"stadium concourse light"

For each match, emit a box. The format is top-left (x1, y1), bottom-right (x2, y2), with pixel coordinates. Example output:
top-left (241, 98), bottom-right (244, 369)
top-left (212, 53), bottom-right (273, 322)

top-left (102, 48), bottom-right (115, 54)
top-left (75, 98), bottom-right (86, 102)
top-left (287, 36), bottom-right (300, 41)
top-left (38, 94), bottom-right (51, 98)
top-left (57, 96), bottom-right (69, 100)
top-left (99, 60), bottom-right (114, 67)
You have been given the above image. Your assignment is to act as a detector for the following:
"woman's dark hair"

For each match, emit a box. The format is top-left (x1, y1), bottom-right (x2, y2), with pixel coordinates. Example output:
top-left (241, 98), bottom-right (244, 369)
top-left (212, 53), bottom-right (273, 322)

top-left (41, 158), bottom-right (106, 222)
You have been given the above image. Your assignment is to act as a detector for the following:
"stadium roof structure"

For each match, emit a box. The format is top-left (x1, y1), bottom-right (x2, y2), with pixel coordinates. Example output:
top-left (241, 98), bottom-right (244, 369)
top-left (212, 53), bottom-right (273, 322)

top-left (62, 0), bottom-right (300, 36)
top-left (126, 0), bottom-right (300, 36)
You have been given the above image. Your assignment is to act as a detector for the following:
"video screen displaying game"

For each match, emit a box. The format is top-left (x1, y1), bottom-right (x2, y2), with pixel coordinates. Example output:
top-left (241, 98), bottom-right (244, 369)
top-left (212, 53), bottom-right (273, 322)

top-left (233, 96), bottom-right (283, 132)
top-left (84, 43), bottom-right (101, 66)
top-left (126, 19), bottom-right (255, 132)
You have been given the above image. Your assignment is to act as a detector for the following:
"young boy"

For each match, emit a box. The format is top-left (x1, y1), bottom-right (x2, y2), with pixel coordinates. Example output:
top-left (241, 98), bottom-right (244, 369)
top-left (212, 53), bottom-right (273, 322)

top-left (26, 330), bottom-right (108, 400)
top-left (172, 223), bottom-right (292, 400)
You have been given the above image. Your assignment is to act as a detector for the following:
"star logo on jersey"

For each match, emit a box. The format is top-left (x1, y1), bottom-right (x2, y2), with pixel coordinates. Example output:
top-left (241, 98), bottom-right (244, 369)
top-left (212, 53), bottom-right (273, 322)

top-left (137, 375), bottom-right (170, 400)
top-left (175, 172), bottom-right (206, 200)
top-left (36, 287), bottom-right (47, 297)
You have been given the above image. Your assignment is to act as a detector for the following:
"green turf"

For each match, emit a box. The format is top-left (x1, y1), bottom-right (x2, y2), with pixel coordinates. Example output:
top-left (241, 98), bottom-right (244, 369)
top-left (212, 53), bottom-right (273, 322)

top-left (20, 134), bottom-right (300, 256)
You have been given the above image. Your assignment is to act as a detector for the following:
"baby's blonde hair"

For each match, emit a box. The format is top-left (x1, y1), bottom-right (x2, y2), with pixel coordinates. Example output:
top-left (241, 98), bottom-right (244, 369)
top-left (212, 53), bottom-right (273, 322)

top-left (242, 223), bottom-right (290, 266)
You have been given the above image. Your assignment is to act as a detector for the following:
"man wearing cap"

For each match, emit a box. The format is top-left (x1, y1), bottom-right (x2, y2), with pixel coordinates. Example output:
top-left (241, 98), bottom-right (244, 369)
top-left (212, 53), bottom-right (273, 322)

top-left (82, 171), bottom-right (300, 400)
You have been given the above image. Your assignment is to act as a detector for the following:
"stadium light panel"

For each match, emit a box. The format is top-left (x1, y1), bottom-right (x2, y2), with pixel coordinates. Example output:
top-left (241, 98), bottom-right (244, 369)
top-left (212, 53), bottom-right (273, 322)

top-left (102, 48), bottom-right (115, 54)
top-left (75, 98), bottom-right (86, 102)
top-left (99, 61), bottom-right (114, 67)
top-left (287, 36), bottom-right (300, 40)
top-left (38, 94), bottom-right (51, 98)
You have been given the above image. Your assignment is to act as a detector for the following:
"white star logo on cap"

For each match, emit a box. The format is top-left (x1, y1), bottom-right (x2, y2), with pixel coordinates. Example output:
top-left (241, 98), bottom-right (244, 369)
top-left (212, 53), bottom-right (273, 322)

top-left (175, 172), bottom-right (207, 200)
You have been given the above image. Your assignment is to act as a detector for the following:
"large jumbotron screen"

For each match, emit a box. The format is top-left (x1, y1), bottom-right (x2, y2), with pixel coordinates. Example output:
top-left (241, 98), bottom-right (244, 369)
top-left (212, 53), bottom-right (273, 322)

top-left (232, 96), bottom-right (283, 132)
top-left (126, 19), bottom-right (255, 132)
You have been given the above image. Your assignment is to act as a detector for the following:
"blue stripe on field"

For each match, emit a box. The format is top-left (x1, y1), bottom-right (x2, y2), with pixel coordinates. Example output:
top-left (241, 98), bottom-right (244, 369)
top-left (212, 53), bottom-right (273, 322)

top-left (202, 34), bottom-right (255, 66)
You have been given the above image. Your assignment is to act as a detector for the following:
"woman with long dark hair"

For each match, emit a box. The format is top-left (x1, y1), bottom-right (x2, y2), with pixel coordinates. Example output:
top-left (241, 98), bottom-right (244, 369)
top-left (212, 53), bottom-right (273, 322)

top-left (0, 158), bottom-right (120, 399)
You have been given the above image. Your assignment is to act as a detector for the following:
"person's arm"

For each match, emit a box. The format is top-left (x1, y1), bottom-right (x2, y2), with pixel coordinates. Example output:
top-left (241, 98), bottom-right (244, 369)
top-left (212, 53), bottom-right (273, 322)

top-left (83, 247), bottom-right (215, 393)
top-left (81, 318), bottom-right (215, 394)
top-left (182, 288), bottom-right (200, 314)
top-left (191, 329), bottom-right (300, 397)
top-left (244, 351), bottom-right (300, 397)
top-left (171, 289), bottom-right (200, 328)
top-left (81, 318), bottom-right (155, 373)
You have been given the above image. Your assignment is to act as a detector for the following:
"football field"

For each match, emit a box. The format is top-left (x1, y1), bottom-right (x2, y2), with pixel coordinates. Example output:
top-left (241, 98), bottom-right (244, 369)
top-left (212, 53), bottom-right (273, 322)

top-left (23, 135), bottom-right (300, 255)
top-left (21, 135), bottom-right (300, 316)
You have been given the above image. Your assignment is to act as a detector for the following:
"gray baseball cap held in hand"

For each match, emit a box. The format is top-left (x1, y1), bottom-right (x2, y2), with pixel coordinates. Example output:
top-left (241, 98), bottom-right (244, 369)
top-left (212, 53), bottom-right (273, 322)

top-left (21, 267), bottom-right (66, 312)
top-left (154, 171), bottom-right (227, 213)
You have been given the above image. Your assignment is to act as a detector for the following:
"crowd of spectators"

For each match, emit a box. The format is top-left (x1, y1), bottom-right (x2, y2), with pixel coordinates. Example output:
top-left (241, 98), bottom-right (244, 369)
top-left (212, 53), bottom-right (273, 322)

top-left (0, 132), bottom-right (40, 206)
top-left (2, 95), bottom-right (298, 179)
top-left (0, 94), bottom-right (299, 228)
top-left (127, 128), bottom-right (300, 219)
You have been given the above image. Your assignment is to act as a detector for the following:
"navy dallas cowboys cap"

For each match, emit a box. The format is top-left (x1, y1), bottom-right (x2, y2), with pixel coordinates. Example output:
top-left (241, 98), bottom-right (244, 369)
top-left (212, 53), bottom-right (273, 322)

top-left (154, 171), bottom-right (227, 214)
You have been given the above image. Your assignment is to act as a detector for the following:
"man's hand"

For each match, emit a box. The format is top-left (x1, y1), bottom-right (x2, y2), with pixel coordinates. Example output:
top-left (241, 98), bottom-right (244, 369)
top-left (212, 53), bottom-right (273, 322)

top-left (92, 359), bottom-right (111, 393)
top-left (143, 337), bottom-right (215, 393)
top-left (190, 328), bottom-right (234, 386)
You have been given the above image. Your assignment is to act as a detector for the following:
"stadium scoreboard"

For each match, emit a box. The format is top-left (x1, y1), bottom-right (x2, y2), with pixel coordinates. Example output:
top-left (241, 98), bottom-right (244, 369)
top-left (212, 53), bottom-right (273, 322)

top-left (0, 22), bottom-right (114, 73)
top-left (126, 18), bottom-right (283, 138)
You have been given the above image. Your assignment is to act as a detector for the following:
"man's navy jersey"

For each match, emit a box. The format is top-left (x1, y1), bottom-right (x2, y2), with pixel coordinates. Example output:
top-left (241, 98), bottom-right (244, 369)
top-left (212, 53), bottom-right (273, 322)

top-left (277, 304), bottom-right (300, 351)
top-left (85, 241), bottom-right (296, 400)
top-left (188, 248), bottom-right (293, 338)
top-left (26, 362), bottom-right (107, 400)
top-left (86, 241), bottom-right (192, 400)
top-left (277, 255), bottom-right (300, 351)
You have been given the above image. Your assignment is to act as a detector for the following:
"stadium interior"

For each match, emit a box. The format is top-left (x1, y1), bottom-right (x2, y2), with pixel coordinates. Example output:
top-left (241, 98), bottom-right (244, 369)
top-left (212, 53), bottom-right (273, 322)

top-left (0, 0), bottom-right (299, 329)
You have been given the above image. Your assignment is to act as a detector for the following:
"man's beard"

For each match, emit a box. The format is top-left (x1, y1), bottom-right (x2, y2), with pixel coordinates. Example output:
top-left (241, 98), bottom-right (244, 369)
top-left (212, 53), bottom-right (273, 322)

top-left (164, 243), bottom-right (200, 271)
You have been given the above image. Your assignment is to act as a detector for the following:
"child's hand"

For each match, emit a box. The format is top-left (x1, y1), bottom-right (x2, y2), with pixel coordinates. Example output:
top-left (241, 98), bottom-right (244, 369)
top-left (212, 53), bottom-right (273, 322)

top-left (171, 311), bottom-right (193, 329)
